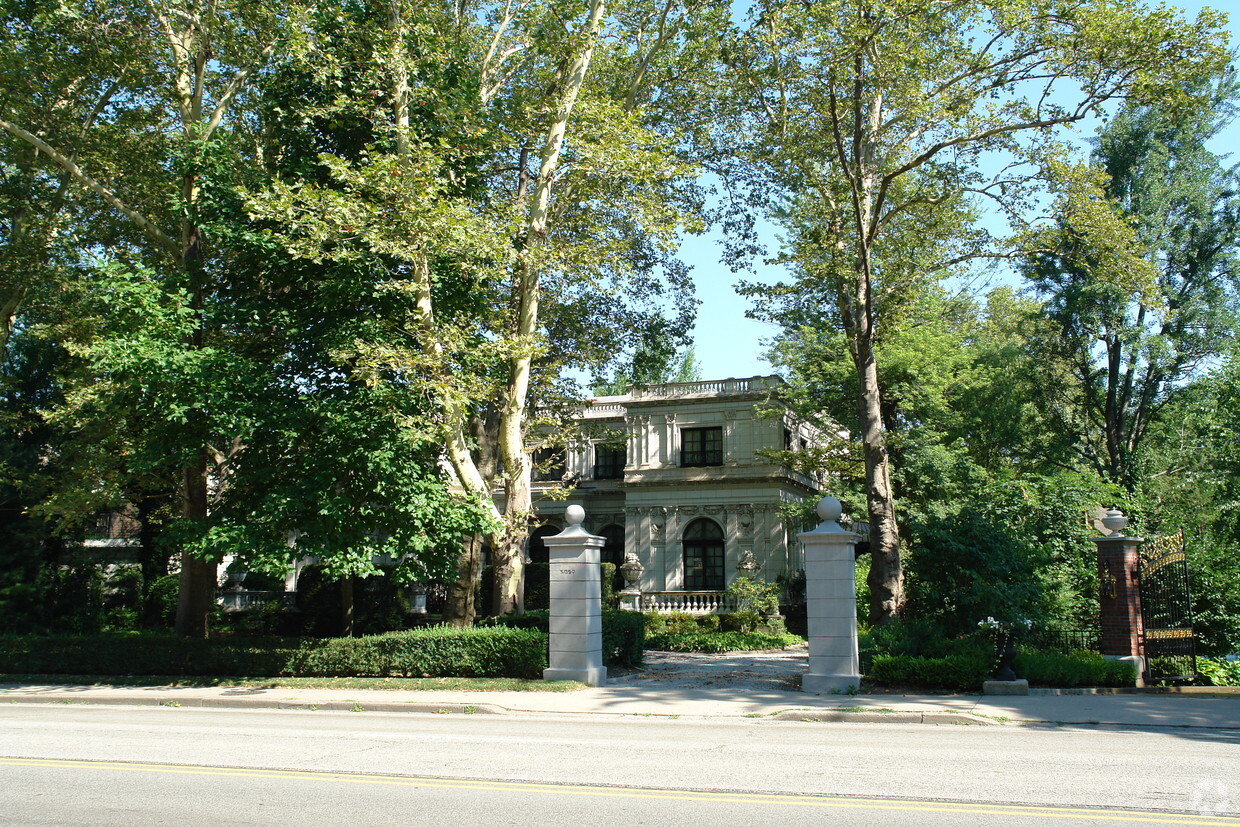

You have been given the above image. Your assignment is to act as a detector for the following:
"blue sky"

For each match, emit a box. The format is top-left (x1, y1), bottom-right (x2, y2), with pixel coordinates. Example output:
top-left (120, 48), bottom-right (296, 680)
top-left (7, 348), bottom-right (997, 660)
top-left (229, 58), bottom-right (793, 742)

top-left (683, 1), bottom-right (1240, 382)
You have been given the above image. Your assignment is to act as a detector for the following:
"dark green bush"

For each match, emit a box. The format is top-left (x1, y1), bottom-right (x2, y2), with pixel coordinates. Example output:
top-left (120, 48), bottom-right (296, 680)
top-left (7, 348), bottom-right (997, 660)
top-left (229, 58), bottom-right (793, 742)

top-left (643, 611), bottom-right (701, 635)
top-left (524, 563), bottom-right (549, 611)
top-left (0, 626), bottom-right (548, 679)
top-left (644, 629), bottom-right (803, 653)
top-left (720, 610), bottom-right (761, 633)
top-left (602, 610), bottom-right (645, 667)
top-left (601, 562), bottom-right (618, 607)
top-left (482, 610), bottom-right (645, 667)
top-left (146, 573), bottom-right (181, 629)
top-left (868, 652), bottom-right (993, 691)
top-left (1013, 650), bottom-right (1137, 687)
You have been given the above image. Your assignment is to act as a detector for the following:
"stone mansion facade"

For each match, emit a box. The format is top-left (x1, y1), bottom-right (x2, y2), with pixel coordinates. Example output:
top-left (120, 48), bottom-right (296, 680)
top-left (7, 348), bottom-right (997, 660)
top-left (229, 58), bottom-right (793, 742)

top-left (521, 376), bottom-right (829, 595)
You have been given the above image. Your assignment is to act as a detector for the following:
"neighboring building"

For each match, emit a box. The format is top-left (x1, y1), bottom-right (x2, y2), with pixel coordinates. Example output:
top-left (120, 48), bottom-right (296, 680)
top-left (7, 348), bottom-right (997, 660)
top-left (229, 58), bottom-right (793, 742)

top-left (521, 376), bottom-right (831, 597)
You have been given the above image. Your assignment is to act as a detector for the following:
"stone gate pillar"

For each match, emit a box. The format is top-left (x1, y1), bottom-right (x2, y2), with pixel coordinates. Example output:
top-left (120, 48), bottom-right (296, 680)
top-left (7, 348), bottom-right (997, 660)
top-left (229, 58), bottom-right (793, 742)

top-left (543, 504), bottom-right (607, 686)
top-left (1091, 508), bottom-right (1145, 685)
top-left (799, 497), bottom-right (861, 694)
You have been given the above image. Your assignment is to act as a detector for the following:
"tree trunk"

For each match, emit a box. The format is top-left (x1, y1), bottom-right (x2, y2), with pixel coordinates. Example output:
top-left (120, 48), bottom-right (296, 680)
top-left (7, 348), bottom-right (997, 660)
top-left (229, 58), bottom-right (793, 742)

top-left (856, 348), bottom-right (903, 623)
top-left (442, 533), bottom-right (483, 627)
top-left (340, 576), bottom-right (355, 637)
top-left (174, 450), bottom-right (216, 638)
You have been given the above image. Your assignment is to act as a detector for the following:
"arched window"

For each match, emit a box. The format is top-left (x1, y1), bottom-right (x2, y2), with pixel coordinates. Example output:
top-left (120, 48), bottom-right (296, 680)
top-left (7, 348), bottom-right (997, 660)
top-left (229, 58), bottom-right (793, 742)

top-left (683, 518), bottom-right (725, 590)
top-left (527, 525), bottom-right (559, 564)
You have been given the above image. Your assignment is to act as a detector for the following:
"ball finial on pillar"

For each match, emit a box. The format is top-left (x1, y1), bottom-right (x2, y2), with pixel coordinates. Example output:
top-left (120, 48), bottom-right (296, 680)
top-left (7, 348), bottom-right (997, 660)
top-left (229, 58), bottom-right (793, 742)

top-left (565, 504), bottom-right (586, 527)
top-left (817, 496), bottom-right (843, 524)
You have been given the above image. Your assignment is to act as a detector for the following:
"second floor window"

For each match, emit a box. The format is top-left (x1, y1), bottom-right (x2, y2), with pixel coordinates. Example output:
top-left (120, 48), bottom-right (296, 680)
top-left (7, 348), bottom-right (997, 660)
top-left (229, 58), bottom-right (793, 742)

top-left (680, 426), bottom-right (723, 467)
top-left (532, 446), bottom-right (567, 482)
top-left (593, 443), bottom-right (626, 479)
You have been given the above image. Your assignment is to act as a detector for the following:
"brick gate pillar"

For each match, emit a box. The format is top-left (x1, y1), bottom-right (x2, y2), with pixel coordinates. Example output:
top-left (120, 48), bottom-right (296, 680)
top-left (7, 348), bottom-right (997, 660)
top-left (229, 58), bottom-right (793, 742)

top-left (1091, 508), bottom-right (1145, 686)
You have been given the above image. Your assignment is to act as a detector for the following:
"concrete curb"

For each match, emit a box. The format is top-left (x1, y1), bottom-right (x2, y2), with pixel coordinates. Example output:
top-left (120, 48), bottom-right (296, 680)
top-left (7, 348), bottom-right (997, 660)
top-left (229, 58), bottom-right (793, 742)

top-left (3, 695), bottom-right (506, 715)
top-left (772, 709), bottom-right (997, 725)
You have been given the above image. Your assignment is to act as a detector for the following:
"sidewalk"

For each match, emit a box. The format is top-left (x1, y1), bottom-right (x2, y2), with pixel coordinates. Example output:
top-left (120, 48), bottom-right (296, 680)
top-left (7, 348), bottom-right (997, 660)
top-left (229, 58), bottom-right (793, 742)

top-left (3, 674), bottom-right (1239, 729)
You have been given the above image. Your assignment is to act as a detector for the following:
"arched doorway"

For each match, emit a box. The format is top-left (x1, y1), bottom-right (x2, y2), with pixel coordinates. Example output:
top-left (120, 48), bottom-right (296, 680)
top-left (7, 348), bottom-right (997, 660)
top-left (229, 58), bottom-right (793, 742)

top-left (527, 524), bottom-right (559, 564)
top-left (683, 517), bottom-right (725, 590)
top-left (599, 523), bottom-right (626, 595)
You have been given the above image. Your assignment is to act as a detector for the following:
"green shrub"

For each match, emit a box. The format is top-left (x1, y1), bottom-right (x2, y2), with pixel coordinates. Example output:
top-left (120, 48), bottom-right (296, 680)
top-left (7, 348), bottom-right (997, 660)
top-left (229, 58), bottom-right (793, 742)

top-left (601, 562), bottom-right (619, 606)
top-left (1013, 650), bottom-right (1136, 687)
top-left (724, 575), bottom-right (780, 616)
top-left (483, 610), bottom-right (645, 667)
top-left (524, 563), bottom-right (550, 612)
top-left (868, 652), bottom-right (992, 691)
top-left (720, 610), bottom-right (761, 633)
top-left (695, 614), bottom-right (720, 632)
top-left (146, 574), bottom-right (180, 629)
top-left (1195, 657), bottom-right (1240, 686)
top-left (0, 626), bottom-right (548, 679)
top-left (602, 610), bottom-right (645, 667)
top-left (644, 629), bottom-right (803, 653)
top-left (643, 611), bottom-right (700, 635)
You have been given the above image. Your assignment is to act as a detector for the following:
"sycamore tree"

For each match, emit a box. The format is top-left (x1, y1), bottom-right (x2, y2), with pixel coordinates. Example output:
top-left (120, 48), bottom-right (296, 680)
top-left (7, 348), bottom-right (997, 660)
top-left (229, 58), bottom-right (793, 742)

top-left (718, 0), bottom-right (1228, 623)
top-left (0, 0), bottom-right (306, 636)
top-left (250, 0), bottom-right (724, 619)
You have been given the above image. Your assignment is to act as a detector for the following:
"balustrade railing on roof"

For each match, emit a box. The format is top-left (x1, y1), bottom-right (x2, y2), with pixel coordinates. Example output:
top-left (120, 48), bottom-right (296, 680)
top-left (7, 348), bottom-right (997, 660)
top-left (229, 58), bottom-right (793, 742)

top-left (628, 376), bottom-right (779, 399)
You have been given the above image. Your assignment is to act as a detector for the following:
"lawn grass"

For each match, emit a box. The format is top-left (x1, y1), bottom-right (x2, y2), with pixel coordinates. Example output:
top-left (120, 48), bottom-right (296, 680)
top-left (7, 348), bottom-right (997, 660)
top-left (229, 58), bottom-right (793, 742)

top-left (0, 673), bottom-right (584, 692)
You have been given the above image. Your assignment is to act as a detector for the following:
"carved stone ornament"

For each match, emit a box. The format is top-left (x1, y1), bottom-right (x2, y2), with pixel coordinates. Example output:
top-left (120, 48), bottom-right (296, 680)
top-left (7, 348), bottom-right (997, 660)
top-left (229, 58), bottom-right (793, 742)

top-left (736, 549), bottom-right (761, 576)
top-left (620, 552), bottom-right (645, 590)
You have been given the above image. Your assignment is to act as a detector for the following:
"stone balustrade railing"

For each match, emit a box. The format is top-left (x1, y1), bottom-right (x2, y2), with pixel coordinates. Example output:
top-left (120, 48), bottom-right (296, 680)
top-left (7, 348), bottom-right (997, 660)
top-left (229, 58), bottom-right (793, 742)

top-left (638, 591), bottom-right (739, 615)
top-left (219, 589), bottom-right (275, 613)
top-left (630, 377), bottom-right (778, 399)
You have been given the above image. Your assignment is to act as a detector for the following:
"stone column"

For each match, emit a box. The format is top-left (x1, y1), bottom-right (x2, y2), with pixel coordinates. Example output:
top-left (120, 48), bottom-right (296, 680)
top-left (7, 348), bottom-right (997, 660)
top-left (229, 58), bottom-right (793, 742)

top-left (543, 504), bottom-right (607, 686)
top-left (1091, 508), bottom-right (1145, 685)
top-left (799, 497), bottom-right (861, 694)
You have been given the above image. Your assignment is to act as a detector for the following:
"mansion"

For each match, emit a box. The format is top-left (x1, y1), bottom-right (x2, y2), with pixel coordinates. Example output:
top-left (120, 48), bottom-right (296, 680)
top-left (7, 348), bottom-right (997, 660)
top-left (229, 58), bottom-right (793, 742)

top-left (522, 376), bottom-right (831, 595)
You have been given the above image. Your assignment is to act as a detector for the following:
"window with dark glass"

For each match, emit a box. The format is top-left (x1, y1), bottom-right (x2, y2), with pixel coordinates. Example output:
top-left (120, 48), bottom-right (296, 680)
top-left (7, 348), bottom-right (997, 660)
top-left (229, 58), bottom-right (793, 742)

top-left (593, 443), bottom-right (626, 479)
top-left (683, 518), bottom-right (725, 590)
top-left (680, 426), bottom-right (723, 467)
top-left (532, 446), bottom-right (567, 481)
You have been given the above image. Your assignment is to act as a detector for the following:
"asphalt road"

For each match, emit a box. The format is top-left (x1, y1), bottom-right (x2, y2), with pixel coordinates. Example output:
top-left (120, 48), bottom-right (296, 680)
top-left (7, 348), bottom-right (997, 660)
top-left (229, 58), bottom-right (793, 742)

top-left (1, 704), bottom-right (1237, 825)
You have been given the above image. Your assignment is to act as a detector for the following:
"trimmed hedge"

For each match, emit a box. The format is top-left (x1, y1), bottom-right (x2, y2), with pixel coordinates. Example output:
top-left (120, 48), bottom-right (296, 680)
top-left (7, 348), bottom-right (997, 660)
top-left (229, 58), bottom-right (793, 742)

top-left (0, 626), bottom-right (548, 679)
top-left (868, 653), bottom-right (992, 691)
top-left (1013, 651), bottom-right (1136, 688)
top-left (482, 609), bottom-right (645, 667)
top-left (867, 650), bottom-right (1138, 691)
top-left (644, 629), bottom-right (804, 653)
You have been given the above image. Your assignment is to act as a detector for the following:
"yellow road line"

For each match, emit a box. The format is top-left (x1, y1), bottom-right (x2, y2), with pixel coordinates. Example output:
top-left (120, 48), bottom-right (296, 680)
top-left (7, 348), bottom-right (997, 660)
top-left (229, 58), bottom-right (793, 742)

top-left (1, 757), bottom-right (1235, 825)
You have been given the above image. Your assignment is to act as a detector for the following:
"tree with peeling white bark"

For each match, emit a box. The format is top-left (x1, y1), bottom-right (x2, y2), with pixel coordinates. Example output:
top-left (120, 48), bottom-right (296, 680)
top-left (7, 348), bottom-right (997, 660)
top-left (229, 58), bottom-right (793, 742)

top-left (252, 0), bottom-right (721, 619)
top-left (720, 0), bottom-right (1230, 623)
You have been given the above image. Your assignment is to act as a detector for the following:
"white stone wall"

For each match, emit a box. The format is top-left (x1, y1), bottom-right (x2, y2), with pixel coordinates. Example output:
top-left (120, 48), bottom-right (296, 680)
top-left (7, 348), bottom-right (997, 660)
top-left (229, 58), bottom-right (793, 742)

top-left (528, 376), bottom-right (827, 590)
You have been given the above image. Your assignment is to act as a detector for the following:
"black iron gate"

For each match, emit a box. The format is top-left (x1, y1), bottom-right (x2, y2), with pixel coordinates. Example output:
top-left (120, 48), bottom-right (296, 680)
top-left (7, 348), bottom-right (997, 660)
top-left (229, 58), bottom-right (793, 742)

top-left (1138, 530), bottom-right (1196, 682)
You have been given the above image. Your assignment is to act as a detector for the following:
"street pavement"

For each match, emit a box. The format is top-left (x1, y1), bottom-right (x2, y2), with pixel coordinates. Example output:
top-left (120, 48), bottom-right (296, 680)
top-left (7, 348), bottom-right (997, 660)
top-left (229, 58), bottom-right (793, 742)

top-left (4, 647), bottom-right (1238, 730)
